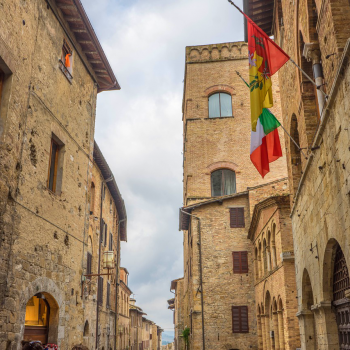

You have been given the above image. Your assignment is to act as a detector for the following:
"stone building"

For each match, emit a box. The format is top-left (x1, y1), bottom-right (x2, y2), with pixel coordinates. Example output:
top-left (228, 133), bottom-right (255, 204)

top-left (177, 41), bottom-right (289, 350)
top-left (0, 0), bottom-right (121, 349)
top-left (129, 298), bottom-right (145, 350)
top-left (142, 317), bottom-right (152, 350)
top-left (82, 141), bottom-right (127, 350)
top-left (248, 195), bottom-right (300, 350)
top-left (245, 0), bottom-right (350, 348)
top-left (169, 278), bottom-right (184, 350)
top-left (118, 267), bottom-right (132, 350)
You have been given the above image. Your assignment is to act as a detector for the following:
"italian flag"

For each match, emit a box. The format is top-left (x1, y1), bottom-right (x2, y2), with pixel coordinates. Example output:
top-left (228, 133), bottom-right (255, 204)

top-left (245, 14), bottom-right (289, 177)
top-left (250, 109), bottom-right (282, 178)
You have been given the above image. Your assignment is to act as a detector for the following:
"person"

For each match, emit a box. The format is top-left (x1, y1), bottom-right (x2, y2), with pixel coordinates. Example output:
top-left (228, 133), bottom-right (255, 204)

top-left (21, 341), bottom-right (44, 350)
top-left (44, 344), bottom-right (58, 350)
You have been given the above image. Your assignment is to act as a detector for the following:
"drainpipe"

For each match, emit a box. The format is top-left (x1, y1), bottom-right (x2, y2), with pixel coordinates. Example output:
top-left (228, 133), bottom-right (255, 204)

top-left (115, 217), bottom-right (127, 350)
top-left (96, 175), bottom-right (113, 350)
top-left (180, 209), bottom-right (205, 350)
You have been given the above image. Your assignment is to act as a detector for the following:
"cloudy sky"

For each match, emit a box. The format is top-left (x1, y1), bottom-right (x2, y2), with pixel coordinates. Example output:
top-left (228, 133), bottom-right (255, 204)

top-left (83, 0), bottom-right (244, 332)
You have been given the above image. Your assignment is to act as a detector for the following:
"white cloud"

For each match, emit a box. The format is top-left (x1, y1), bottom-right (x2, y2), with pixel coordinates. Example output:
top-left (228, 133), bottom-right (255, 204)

top-left (82, 0), bottom-right (244, 330)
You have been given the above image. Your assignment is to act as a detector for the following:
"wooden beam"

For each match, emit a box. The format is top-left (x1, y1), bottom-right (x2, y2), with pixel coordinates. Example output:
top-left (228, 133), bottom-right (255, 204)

top-left (83, 51), bottom-right (98, 55)
top-left (64, 16), bottom-right (82, 22)
top-left (72, 29), bottom-right (87, 33)
top-left (56, 4), bottom-right (77, 11)
top-left (79, 40), bottom-right (93, 45)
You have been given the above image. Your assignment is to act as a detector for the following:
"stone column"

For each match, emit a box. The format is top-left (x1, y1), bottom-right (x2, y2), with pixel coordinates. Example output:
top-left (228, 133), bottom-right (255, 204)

top-left (303, 43), bottom-right (326, 117)
top-left (261, 315), bottom-right (267, 350)
top-left (277, 310), bottom-right (285, 350)
top-left (273, 311), bottom-right (280, 350)
top-left (296, 310), bottom-right (315, 350)
top-left (266, 316), bottom-right (272, 350)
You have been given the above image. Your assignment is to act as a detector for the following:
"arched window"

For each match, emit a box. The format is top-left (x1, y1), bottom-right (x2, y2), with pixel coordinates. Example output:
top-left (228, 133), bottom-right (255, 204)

top-left (211, 169), bottom-right (236, 196)
top-left (208, 92), bottom-right (232, 118)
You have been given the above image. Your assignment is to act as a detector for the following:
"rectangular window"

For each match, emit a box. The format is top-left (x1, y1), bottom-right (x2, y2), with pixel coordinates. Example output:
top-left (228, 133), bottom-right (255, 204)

top-left (230, 208), bottom-right (245, 228)
top-left (106, 281), bottom-right (110, 308)
top-left (47, 138), bottom-right (60, 192)
top-left (104, 224), bottom-right (108, 247)
top-left (100, 220), bottom-right (105, 243)
top-left (98, 276), bottom-right (103, 305)
top-left (86, 252), bottom-right (92, 276)
top-left (232, 306), bottom-right (249, 333)
top-left (109, 232), bottom-right (113, 251)
top-left (233, 251), bottom-right (248, 273)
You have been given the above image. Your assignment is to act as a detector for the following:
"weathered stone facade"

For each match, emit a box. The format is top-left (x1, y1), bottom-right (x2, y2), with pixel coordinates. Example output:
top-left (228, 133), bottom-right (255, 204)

top-left (170, 278), bottom-right (184, 350)
top-left (248, 195), bottom-right (300, 350)
top-left (0, 1), bottom-right (122, 349)
top-left (118, 267), bottom-right (132, 350)
top-left (246, 0), bottom-right (350, 348)
top-left (176, 42), bottom-right (290, 350)
top-left (83, 142), bottom-right (127, 350)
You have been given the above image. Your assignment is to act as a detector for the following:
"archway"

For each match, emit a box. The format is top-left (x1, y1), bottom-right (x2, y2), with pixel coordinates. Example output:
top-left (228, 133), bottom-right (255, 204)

top-left (23, 292), bottom-right (59, 345)
top-left (301, 269), bottom-right (317, 349)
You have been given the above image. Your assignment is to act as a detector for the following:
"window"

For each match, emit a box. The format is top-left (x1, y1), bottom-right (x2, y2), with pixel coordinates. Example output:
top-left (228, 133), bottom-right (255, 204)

top-left (230, 208), bottom-right (245, 228)
top-left (211, 169), bottom-right (236, 196)
top-left (104, 224), bottom-right (108, 247)
top-left (233, 251), bottom-right (248, 273)
top-left (90, 182), bottom-right (95, 214)
top-left (208, 92), bottom-right (232, 118)
top-left (98, 276), bottom-right (103, 305)
top-left (106, 281), bottom-right (110, 308)
top-left (86, 252), bottom-right (92, 277)
top-left (47, 136), bottom-right (64, 193)
top-left (59, 39), bottom-right (73, 83)
top-left (109, 232), bottom-right (113, 251)
top-left (232, 306), bottom-right (249, 333)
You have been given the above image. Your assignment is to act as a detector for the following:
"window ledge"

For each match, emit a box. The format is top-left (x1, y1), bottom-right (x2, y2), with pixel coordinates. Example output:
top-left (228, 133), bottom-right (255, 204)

top-left (206, 116), bottom-right (234, 120)
top-left (59, 59), bottom-right (73, 84)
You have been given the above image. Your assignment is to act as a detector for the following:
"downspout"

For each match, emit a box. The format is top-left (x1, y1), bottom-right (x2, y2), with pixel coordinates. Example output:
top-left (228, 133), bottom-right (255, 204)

top-left (180, 209), bottom-right (205, 350)
top-left (96, 175), bottom-right (113, 350)
top-left (115, 217), bottom-right (127, 350)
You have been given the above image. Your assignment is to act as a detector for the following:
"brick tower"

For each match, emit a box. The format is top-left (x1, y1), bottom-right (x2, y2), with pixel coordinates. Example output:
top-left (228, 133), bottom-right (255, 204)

top-left (178, 41), bottom-right (288, 350)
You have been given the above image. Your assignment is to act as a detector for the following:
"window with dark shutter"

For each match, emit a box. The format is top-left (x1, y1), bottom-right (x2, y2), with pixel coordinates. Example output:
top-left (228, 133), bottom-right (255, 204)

top-left (232, 251), bottom-right (248, 274)
top-left (109, 233), bottom-right (113, 251)
top-left (104, 224), bottom-right (108, 247)
top-left (98, 276), bottom-right (103, 305)
top-left (232, 306), bottom-right (249, 333)
top-left (106, 282), bottom-right (110, 308)
top-left (230, 208), bottom-right (245, 228)
top-left (100, 219), bottom-right (105, 243)
top-left (87, 252), bottom-right (92, 277)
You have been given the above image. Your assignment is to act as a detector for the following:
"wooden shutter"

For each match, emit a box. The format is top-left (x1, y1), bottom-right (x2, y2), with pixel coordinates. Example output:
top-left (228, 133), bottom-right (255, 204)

top-left (109, 233), bottom-right (113, 251)
top-left (230, 208), bottom-right (245, 228)
top-left (233, 251), bottom-right (248, 273)
top-left (106, 282), bottom-right (110, 308)
top-left (98, 276), bottom-right (103, 305)
top-left (232, 306), bottom-right (249, 333)
top-left (87, 252), bottom-right (92, 276)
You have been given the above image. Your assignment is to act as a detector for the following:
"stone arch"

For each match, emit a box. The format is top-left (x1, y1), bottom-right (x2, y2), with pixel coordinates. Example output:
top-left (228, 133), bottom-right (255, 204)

top-left (84, 320), bottom-right (89, 336)
top-left (20, 277), bottom-right (65, 349)
top-left (204, 84), bottom-right (235, 96)
top-left (300, 269), bottom-right (317, 349)
top-left (206, 161), bottom-right (239, 174)
top-left (290, 114), bottom-right (302, 196)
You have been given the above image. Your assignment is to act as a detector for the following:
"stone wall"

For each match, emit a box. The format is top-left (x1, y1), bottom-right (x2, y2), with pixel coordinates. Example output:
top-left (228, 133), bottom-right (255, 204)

top-left (272, 0), bottom-right (350, 348)
top-left (0, 1), bottom-right (99, 349)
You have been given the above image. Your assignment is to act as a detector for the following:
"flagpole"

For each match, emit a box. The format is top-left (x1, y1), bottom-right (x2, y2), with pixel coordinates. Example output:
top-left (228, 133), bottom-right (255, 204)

top-left (227, 0), bottom-right (328, 100)
top-left (236, 70), bottom-right (308, 160)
